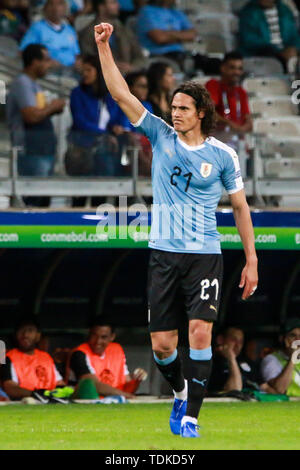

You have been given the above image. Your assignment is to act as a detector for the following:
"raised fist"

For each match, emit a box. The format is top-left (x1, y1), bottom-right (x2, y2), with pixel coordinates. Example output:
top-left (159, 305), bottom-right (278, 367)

top-left (94, 23), bottom-right (114, 45)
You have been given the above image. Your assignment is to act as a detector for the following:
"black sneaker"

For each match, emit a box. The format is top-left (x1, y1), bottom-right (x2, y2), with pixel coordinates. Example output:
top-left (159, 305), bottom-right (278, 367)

top-left (31, 390), bottom-right (50, 404)
top-left (49, 396), bottom-right (70, 404)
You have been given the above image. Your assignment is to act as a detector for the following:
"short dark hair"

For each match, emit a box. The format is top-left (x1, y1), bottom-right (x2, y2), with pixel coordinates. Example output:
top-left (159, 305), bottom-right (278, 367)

top-left (15, 316), bottom-right (40, 333)
top-left (171, 81), bottom-right (216, 136)
top-left (222, 51), bottom-right (243, 64)
top-left (22, 44), bottom-right (47, 68)
top-left (89, 316), bottom-right (116, 333)
top-left (125, 70), bottom-right (147, 88)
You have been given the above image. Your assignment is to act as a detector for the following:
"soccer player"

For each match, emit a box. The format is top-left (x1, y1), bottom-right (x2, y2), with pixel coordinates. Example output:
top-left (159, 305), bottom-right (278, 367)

top-left (94, 23), bottom-right (258, 438)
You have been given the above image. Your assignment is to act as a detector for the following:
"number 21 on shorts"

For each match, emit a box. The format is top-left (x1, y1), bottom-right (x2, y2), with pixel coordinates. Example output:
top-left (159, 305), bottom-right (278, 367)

top-left (200, 278), bottom-right (219, 301)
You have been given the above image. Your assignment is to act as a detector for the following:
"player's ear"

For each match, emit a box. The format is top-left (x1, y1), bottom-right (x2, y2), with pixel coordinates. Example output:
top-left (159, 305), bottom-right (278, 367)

top-left (198, 110), bottom-right (205, 120)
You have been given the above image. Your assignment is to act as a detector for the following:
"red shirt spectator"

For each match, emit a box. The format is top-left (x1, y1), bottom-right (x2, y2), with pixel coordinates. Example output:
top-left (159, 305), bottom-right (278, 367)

top-left (206, 79), bottom-right (250, 126)
top-left (205, 51), bottom-right (252, 135)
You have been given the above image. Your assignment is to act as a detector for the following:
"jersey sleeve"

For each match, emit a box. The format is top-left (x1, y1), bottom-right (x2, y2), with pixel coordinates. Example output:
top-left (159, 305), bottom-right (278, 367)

top-left (221, 149), bottom-right (244, 194)
top-left (69, 350), bottom-right (94, 379)
top-left (131, 109), bottom-right (173, 147)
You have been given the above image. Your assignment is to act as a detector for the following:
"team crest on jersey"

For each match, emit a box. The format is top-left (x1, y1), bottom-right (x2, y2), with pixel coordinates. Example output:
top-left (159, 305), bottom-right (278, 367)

top-left (200, 163), bottom-right (212, 178)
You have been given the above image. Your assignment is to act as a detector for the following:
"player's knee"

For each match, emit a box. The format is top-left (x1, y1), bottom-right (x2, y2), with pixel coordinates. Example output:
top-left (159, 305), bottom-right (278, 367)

top-left (151, 338), bottom-right (176, 358)
top-left (189, 321), bottom-right (212, 349)
top-left (152, 343), bottom-right (176, 359)
top-left (151, 331), bottom-right (178, 358)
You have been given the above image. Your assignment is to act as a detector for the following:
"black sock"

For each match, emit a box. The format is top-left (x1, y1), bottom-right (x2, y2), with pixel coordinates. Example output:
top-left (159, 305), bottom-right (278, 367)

top-left (186, 357), bottom-right (212, 419)
top-left (154, 350), bottom-right (185, 393)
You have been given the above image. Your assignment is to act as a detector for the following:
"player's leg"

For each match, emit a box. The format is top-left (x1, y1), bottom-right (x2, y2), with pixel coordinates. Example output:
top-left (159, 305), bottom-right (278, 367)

top-left (180, 253), bottom-right (223, 437)
top-left (180, 319), bottom-right (213, 437)
top-left (151, 330), bottom-right (186, 395)
top-left (151, 330), bottom-right (187, 435)
top-left (148, 250), bottom-right (187, 434)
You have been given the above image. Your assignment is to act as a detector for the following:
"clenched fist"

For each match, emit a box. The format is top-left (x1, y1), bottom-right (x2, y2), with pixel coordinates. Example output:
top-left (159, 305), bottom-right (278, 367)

top-left (94, 23), bottom-right (114, 45)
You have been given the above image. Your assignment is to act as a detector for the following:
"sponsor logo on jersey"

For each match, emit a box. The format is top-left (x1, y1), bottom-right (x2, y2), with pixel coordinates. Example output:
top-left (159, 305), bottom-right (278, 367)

top-left (200, 163), bottom-right (212, 178)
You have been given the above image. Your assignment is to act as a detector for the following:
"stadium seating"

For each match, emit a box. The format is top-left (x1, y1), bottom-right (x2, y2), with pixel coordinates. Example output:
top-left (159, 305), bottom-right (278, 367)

top-left (178, 0), bottom-right (231, 14)
top-left (263, 157), bottom-right (300, 178)
top-left (0, 36), bottom-right (19, 59)
top-left (253, 117), bottom-right (300, 137)
top-left (243, 77), bottom-right (290, 96)
top-left (260, 136), bottom-right (300, 158)
top-left (193, 13), bottom-right (238, 36)
top-left (243, 57), bottom-right (284, 77)
top-left (250, 96), bottom-right (298, 118)
top-left (192, 12), bottom-right (237, 54)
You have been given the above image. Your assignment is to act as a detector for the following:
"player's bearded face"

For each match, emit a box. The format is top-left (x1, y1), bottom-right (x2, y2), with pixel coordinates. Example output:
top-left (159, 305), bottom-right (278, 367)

top-left (171, 93), bottom-right (203, 134)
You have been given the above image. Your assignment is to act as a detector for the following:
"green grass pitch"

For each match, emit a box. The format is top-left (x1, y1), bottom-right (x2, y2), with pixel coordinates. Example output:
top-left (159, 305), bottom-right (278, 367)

top-left (0, 402), bottom-right (299, 450)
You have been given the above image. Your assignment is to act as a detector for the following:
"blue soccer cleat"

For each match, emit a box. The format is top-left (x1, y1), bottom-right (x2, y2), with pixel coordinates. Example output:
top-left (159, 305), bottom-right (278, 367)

top-left (180, 421), bottom-right (201, 438)
top-left (169, 398), bottom-right (187, 435)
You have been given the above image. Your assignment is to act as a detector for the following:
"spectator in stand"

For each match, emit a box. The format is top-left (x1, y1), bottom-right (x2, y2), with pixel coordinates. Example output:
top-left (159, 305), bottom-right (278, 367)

top-left (79, 0), bottom-right (146, 74)
top-left (0, 0), bottom-right (30, 41)
top-left (66, 317), bottom-right (147, 399)
top-left (66, 54), bottom-right (121, 177)
top-left (20, 0), bottom-right (81, 69)
top-left (6, 44), bottom-right (65, 206)
top-left (206, 52), bottom-right (252, 137)
top-left (260, 318), bottom-right (300, 397)
top-left (239, 0), bottom-right (300, 68)
top-left (110, 70), bottom-right (153, 176)
top-left (208, 327), bottom-right (265, 393)
top-left (137, 0), bottom-right (196, 70)
top-left (1, 317), bottom-right (65, 401)
top-left (147, 61), bottom-right (175, 125)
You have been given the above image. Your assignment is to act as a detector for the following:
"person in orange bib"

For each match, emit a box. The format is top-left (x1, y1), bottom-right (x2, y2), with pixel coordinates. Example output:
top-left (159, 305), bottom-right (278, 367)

top-left (1, 317), bottom-right (65, 402)
top-left (67, 317), bottom-right (147, 399)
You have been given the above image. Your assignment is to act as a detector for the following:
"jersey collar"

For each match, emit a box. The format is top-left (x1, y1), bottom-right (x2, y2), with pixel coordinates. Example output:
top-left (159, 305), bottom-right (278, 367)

top-left (177, 135), bottom-right (206, 151)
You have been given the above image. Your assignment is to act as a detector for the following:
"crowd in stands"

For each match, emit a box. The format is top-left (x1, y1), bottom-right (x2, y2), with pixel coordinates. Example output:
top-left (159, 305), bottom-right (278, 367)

top-left (1, 0), bottom-right (300, 206)
top-left (0, 315), bottom-right (299, 402)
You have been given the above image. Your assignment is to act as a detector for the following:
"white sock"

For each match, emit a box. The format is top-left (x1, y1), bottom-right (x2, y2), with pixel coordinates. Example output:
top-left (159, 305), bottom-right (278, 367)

top-left (174, 379), bottom-right (187, 401)
top-left (181, 416), bottom-right (197, 426)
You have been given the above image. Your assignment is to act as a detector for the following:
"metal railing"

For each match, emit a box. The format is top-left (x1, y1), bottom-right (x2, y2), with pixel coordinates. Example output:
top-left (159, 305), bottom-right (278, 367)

top-left (0, 136), bottom-right (298, 208)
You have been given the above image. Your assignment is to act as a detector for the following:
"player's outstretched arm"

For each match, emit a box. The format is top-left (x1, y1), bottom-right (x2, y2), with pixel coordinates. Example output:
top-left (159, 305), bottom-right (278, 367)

top-left (94, 23), bottom-right (145, 124)
top-left (230, 190), bottom-right (258, 300)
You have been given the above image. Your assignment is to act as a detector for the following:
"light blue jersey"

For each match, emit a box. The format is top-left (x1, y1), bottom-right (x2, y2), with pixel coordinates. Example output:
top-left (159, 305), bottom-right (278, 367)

top-left (133, 110), bottom-right (244, 254)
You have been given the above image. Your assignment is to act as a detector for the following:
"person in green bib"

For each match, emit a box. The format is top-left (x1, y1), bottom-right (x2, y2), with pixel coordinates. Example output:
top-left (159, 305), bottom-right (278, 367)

top-left (261, 318), bottom-right (300, 397)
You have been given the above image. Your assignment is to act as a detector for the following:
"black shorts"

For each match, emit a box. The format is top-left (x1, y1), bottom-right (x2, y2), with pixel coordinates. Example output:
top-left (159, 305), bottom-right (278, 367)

top-left (148, 249), bottom-right (223, 332)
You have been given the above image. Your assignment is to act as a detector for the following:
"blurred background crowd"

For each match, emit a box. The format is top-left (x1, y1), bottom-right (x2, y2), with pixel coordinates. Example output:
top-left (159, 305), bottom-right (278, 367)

top-left (1, 0), bottom-right (300, 207)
